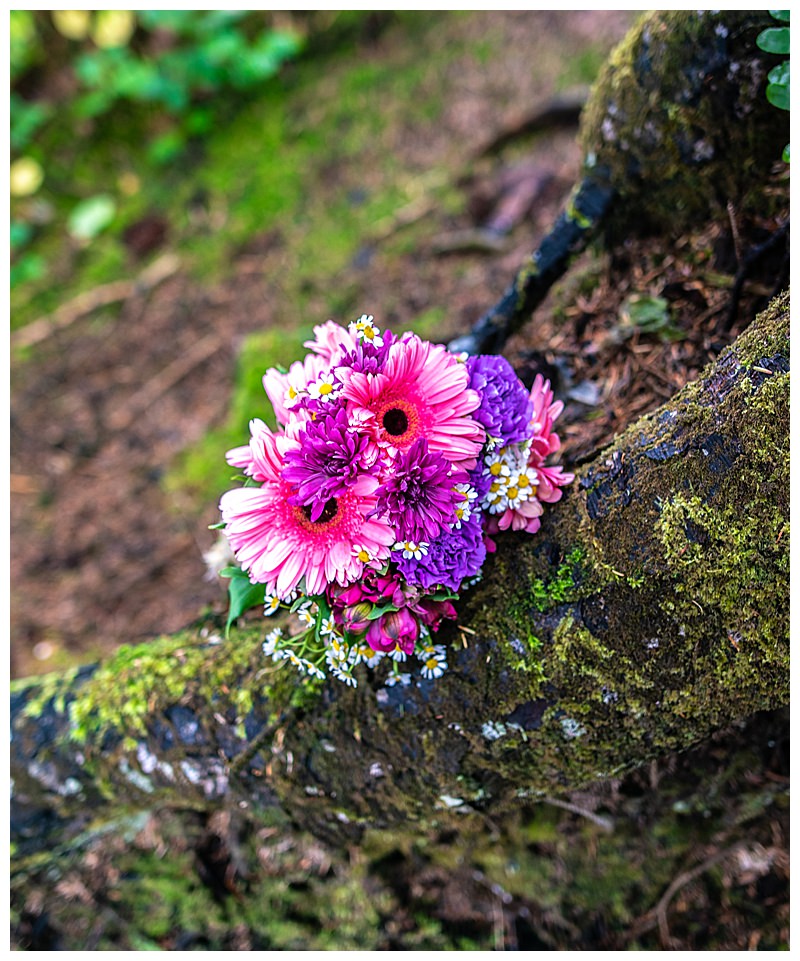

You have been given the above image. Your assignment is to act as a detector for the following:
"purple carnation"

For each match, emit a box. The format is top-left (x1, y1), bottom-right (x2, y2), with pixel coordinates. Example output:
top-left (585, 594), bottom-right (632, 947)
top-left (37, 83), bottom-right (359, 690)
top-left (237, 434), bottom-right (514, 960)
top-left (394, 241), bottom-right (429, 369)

top-left (282, 407), bottom-right (376, 520)
top-left (376, 437), bottom-right (460, 543)
top-left (467, 355), bottom-right (532, 446)
top-left (398, 511), bottom-right (486, 592)
top-left (468, 458), bottom-right (493, 503)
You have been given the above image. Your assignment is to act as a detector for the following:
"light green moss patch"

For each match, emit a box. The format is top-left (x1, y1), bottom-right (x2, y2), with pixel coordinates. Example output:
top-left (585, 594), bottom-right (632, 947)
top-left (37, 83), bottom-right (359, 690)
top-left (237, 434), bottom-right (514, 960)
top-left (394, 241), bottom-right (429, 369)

top-left (68, 625), bottom-right (266, 749)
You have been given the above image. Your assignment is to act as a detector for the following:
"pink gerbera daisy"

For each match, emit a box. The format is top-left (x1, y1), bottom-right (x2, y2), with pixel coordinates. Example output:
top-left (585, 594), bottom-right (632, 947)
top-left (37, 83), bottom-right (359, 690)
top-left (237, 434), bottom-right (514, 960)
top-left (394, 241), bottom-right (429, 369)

top-left (262, 351), bottom-right (329, 427)
top-left (220, 441), bottom-right (394, 599)
top-left (338, 333), bottom-right (485, 468)
top-left (302, 319), bottom-right (358, 363)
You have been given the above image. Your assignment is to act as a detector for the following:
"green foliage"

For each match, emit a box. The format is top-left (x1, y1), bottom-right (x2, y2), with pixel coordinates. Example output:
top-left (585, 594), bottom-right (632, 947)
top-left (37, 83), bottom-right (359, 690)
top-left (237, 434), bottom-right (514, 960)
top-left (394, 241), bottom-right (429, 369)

top-left (617, 294), bottom-right (684, 343)
top-left (13, 12), bottom-right (302, 152)
top-left (67, 194), bottom-right (117, 241)
top-left (222, 566), bottom-right (267, 635)
top-left (9, 11), bottom-right (303, 292)
top-left (757, 11), bottom-right (790, 162)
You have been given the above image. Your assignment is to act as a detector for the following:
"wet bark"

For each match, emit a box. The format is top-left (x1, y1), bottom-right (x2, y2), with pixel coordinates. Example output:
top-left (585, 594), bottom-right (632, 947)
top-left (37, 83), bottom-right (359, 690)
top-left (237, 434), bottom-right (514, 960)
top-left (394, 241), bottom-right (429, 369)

top-left (11, 291), bottom-right (789, 854)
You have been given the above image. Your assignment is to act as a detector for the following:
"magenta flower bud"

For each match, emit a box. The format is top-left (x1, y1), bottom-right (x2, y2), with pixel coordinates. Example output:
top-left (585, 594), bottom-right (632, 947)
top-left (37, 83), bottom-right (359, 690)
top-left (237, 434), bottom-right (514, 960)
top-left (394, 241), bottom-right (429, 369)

top-left (418, 599), bottom-right (457, 631)
top-left (342, 602), bottom-right (373, 635)
top-left (366, 608), bottom-right (419, 655)
top-left (334, 582), bottom-right (365, 606)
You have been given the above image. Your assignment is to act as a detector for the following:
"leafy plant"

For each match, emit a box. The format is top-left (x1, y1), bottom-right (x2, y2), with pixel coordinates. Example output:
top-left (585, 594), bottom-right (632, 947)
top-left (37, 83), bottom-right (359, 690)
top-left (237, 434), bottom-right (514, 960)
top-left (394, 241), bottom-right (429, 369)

top-left (615, 294), bottom-right (684, 343)
top-left (10, 12), bottom-right (304, 295)
top-left (757, 10), bottom-right (790, 162)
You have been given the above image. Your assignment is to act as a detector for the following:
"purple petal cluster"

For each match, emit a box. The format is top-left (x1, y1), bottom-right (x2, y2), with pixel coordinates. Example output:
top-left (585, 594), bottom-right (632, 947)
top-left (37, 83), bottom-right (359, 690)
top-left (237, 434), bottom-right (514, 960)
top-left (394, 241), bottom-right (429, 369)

top-left (376, 438), bottom-right (460, 543)
top-left (467, 355), bottom-right (532, 445)
top-left (336, 332), bottom-right (395, 375)
top-left (282, 406), bottom-right (374, 519)
top-left (398, 511), bottom-right (486, 592)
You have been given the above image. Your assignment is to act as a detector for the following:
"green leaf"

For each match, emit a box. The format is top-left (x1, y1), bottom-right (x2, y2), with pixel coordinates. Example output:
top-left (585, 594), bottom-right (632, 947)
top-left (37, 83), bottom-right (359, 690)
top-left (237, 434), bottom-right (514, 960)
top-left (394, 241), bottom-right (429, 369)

top-left (769, 10), bottom-right (791, 22)
top-left (225, 574), bottom-right (266, 635)
top-left (366, 602), bottom-right (400, 620)
top-left (10, 252), bottom-right (45, 288)
top-left (73, 88), bottom-right (114, 120)
top-left (10, 95), bottom-right (51, 152)
top-left (783, 143), bottom-right (790, 163)
top-left (768, 61), bottom-right (790, 86)
top-left (313, 595), bottom-right (332, 642)
top-left (147, 130), bottom-right (186, 166)
top-left (10, 220), bottom-right (33, 250)
top-left (766, 82), bottom-right (791, 111)
top-left (622, 294), bottom-right (669, 330)
top-left (430, 589), bottom-right (459, 602)
top-left (67, 195), bottom-right (117, 241)
top-left (757, 26), bottom-right (790, 54)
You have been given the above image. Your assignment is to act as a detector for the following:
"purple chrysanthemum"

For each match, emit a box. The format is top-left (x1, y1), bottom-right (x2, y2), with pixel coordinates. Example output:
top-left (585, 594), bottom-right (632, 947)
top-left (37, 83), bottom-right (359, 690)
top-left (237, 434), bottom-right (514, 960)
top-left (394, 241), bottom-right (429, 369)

top-left (397, 510), bottom-right (486, 592)
top-left (375, 437), bottom-right (461, 543)
top-left (282, 407), bottom-right (377, 520)
top-left (466, 354), bottom-right (532, 446)
top-left (335, 332), bottom-right (396, 376)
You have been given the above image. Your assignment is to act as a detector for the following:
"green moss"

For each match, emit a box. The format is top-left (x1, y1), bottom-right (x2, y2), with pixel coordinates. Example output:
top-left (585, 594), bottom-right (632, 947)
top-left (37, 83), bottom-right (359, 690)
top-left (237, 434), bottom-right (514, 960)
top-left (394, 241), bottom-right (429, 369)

top-left (579, 11), bottom-right (789, 237)
top-left (529, 547), bottom-right (588, 612)
top-left (16, 666), bottom-right (81, 721)
top-left (68, 624), bottom-right (266, 749)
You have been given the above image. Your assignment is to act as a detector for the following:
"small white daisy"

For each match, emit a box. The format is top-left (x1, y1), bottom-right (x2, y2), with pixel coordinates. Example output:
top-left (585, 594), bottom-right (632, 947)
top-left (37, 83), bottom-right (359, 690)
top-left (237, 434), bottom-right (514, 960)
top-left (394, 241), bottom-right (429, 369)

top-left (393, 540), bottom-right (429, 560)
top-left (348, 643), bottom-right (384, 669)
top-left (264, 593), bottom-right (281, 616)
top-left (305, 660), bottom-right (326, 681)
top-left (452, 483), bottom-right (478, 528)
top-left (296, 607), bottom-right (315, 629)
top-left (325, 635), bottom-right (350, 664)
top-left (262, 628), bottom-right (283, 657)
top-left (330, 662), bottom-right (358, 687)
top-left (349, 313), bottom-right (384, 347)
top-left (384, 671), bottom-right (412, 687)
top-left (284, 383), bottom-right (306, 409)
top-left (352, 543), bottom-right (381, 568)
top-left (420, 656), bottom-right (447, 680)
top-left (319, 615), bottom-right (338, 637)
top-left (307, 372), bottom-right (341, 402)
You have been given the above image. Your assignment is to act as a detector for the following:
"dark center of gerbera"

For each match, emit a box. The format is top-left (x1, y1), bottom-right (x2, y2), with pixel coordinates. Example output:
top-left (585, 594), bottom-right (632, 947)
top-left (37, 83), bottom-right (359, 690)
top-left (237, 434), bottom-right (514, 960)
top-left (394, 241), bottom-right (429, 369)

top-left (303, 498), bottom-right (338, 524)
top-left (383, 407), bottom-right (409, 436)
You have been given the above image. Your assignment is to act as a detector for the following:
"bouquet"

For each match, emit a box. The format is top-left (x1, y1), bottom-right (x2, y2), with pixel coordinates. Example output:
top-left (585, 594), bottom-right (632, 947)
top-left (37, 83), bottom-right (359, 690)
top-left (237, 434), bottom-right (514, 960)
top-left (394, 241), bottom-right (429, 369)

top-left (218, 314), bottom-right (573, 687)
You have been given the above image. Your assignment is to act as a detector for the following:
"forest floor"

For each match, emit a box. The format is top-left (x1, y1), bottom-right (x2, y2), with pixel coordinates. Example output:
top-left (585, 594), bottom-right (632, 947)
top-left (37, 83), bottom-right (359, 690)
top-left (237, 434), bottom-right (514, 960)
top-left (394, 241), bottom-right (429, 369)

top-left (10, 10), bottom-right (789, 951)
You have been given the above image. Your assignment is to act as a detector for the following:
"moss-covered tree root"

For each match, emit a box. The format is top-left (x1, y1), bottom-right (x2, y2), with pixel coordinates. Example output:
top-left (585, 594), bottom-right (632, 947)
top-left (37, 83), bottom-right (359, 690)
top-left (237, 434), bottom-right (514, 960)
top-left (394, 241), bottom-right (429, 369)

top-left (11, 291), bottom-right (788, 854)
